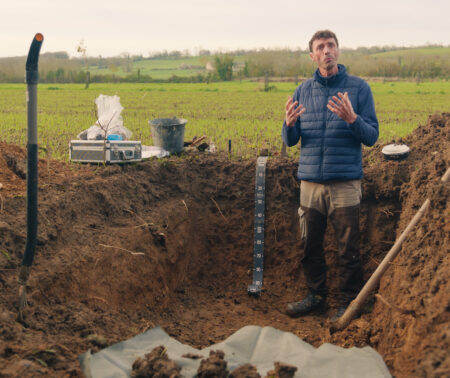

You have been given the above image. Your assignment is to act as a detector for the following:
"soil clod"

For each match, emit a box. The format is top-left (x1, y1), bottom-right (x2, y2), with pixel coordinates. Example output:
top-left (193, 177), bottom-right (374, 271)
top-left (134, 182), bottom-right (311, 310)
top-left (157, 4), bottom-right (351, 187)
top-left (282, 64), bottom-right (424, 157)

top-left (181, 352), bottom-right (203, 359)
top-left (265, 362), bottom-right (298, 378)
top-left (131, 345), bottom-right (181, 378)
top-left (230, 363), bottom-right (261, 377)
top-left (196, 350), bottom-right (229, 377)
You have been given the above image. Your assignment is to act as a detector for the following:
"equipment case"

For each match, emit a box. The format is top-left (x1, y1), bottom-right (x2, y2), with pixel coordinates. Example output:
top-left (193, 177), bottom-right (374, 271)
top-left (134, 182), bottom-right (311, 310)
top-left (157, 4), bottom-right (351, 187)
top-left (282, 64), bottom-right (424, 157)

top-left (69, 140), bottom-right (142, 164)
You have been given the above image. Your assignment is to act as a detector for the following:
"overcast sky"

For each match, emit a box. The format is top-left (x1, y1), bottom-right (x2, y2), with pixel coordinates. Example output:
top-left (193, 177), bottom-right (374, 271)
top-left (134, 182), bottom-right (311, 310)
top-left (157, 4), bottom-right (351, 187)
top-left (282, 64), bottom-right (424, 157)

top-left (2, 0), bottom-right (449, 58)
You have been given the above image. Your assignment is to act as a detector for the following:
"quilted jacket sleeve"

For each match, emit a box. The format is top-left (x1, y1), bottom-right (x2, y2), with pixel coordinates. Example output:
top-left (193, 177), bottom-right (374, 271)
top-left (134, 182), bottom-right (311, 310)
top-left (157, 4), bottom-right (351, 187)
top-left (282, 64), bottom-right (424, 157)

top-left (347, 81), bottom-right (379, 147)
top-left (281, 87), bottom-right (302, 147)
top-left (282, 119), bottom-right (301, 147)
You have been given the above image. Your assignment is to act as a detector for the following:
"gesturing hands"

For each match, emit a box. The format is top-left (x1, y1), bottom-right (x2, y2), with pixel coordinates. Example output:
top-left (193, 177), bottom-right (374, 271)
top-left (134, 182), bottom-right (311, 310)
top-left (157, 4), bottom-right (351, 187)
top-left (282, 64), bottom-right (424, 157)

top-left (327, 91), bottom-right (357, 124)
top-left (285, 97), bottom-right (306, 127)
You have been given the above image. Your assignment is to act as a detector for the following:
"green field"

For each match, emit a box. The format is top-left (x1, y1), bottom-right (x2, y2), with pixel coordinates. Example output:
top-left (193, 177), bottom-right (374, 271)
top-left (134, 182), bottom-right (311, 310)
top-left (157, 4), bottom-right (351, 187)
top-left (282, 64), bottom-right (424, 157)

top-left (0, 81), bottom-right (449, 161)
top-left (372, 47), bottom-right (450, 58)
top-left (90, 57), bottom-right (207, 78)
top-left (89, 56), bottom-right (247, 79)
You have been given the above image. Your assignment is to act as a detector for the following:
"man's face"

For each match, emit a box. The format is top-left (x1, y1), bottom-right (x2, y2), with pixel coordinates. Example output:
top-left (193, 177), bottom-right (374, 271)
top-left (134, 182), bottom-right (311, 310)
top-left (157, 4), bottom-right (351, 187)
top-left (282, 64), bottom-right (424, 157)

top-left (309, 37), bottom-right (340, 72)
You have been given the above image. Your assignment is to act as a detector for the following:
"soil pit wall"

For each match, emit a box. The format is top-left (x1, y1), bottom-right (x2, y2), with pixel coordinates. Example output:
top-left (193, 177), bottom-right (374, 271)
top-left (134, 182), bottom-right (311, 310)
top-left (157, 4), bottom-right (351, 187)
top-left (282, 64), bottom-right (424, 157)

top-left (0, 113), bottom-right (448, 377)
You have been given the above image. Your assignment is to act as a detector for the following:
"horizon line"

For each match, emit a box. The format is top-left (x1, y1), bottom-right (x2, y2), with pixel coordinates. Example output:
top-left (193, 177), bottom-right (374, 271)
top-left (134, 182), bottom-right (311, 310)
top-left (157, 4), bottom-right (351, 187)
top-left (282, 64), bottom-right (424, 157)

top-left (0, 43), bottom-right (449, 60)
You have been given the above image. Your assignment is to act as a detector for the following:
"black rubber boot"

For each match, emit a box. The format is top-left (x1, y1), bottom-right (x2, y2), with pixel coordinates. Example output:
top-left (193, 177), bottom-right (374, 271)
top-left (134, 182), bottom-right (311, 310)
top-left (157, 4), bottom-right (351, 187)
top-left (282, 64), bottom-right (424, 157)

top-left (286, 292), bottom-right (326, 318)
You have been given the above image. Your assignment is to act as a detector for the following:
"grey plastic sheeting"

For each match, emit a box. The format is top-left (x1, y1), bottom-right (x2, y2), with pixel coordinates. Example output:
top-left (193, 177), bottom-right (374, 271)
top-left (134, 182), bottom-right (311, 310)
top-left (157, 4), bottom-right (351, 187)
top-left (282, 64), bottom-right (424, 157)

top-left (79, 325), bottom-right (391, 378)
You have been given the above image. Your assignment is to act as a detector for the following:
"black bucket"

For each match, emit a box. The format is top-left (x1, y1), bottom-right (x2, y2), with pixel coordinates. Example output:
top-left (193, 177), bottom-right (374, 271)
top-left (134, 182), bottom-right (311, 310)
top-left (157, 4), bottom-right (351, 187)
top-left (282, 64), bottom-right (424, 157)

top-left (149, 118), bottom-right (187, 154)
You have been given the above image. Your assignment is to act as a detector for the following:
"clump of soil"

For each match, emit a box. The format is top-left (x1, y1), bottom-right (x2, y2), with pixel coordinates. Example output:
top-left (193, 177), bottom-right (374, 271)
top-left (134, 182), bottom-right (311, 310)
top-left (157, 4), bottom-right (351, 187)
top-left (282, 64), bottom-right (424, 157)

top-left (0, 113), bottom-right (448, 377)
top-left (197, 350), bottom-right (228, 377)
top-left (131, 345), bottom-right (181, 378)
top-left (265, 362), bottom-right (298, 378)
top-left (230, 363), bottom-right (261, 378)
top-left (181, 353), bottom-right (203, 360)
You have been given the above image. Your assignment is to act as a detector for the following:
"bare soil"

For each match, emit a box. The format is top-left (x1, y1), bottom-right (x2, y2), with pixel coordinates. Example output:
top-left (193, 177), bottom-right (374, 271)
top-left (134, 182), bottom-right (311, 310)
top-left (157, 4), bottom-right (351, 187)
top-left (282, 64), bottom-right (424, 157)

top-left (0, 113), bottom-right (448, 377)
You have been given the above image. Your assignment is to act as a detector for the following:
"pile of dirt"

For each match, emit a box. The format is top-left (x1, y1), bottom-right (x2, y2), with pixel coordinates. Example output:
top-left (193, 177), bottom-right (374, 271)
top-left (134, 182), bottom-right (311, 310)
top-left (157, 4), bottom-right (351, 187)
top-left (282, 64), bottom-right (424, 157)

top-left (132, 345), bottom-right (181, 378)
top-left (0, 113), bottom-right (448, 377)
top-left (0, 141), bottom-right (93, 199)
top-left (365, 112), bottom-right (450, 376)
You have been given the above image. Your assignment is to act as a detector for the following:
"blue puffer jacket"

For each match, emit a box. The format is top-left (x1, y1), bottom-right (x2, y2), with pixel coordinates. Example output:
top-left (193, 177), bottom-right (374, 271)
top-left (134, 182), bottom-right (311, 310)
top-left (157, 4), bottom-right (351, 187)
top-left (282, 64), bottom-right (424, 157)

top-left (282, 64), bottom-right (378, 182)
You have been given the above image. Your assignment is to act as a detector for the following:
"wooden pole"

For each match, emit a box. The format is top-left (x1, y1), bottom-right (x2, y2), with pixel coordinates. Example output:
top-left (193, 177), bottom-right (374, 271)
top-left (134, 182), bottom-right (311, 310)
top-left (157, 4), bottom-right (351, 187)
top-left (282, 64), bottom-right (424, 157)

top-left (331, 197), bottom-right (431, 331)
top-left (441, 167), bottom-right (450, 183)
top-left (281, 142), bottom-right (287, 158)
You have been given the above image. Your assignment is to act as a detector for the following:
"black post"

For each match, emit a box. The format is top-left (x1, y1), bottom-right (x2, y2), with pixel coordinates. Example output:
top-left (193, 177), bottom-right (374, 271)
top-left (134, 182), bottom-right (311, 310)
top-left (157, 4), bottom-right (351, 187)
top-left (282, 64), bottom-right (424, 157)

top-left (19, 33), bottom-right (43, 320)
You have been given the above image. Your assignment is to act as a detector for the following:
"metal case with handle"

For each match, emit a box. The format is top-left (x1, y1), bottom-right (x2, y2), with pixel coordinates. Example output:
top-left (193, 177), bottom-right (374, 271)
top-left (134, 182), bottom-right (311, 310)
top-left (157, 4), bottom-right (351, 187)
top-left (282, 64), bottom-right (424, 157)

top-left (69, 140), bottom-right (142, 163)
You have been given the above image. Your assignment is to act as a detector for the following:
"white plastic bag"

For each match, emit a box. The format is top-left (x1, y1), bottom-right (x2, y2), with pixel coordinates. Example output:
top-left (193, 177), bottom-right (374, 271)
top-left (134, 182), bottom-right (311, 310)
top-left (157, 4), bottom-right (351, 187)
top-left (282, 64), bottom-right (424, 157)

top-left (77, 95), bottom-right (132, 140)
top-left (142, 145), bottom-right (170, 159)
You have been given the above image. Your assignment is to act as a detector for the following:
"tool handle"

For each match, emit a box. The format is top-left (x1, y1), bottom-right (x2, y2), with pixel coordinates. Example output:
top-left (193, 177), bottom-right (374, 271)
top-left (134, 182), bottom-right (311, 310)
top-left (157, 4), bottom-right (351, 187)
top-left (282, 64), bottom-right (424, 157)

top-left (26, 33), bottom-right (44, 84)
top-left (332, 198), bottom-right (430, 331)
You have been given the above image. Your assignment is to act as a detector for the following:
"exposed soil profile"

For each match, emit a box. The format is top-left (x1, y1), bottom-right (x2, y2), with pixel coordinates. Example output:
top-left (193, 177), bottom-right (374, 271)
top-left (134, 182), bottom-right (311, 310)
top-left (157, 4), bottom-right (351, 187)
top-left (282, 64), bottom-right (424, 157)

top-left (0, 113), bottom-right (448, 377)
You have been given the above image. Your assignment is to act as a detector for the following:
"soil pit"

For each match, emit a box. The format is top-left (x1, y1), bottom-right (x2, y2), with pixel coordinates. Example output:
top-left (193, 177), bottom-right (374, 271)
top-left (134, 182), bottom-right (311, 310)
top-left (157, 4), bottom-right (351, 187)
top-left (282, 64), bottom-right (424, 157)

top-left (0, 113), bottom-right (448, 377)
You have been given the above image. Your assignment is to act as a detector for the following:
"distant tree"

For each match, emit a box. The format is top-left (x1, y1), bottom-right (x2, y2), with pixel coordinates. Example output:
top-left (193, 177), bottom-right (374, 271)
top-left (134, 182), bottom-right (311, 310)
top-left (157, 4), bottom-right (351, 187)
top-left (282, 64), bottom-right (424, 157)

top-left (120, 52), bottom-right (132, 72)
top-left (243, 61), bottom-right (249, 77)
top-left (55, 68), bottom-right (65, 82)
top-left (77, 39), bottom-right (90, 88)
top-left (46, 70), bottom-right (55, 83)
top-left (214, 54), bottom-right (233, 81)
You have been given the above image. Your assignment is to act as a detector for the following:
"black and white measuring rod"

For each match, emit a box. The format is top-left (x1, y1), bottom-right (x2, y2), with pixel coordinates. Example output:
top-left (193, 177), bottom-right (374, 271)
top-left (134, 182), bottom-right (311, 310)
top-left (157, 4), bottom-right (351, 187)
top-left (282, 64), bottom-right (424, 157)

top-left (247, 156), bottom-right (268, 297)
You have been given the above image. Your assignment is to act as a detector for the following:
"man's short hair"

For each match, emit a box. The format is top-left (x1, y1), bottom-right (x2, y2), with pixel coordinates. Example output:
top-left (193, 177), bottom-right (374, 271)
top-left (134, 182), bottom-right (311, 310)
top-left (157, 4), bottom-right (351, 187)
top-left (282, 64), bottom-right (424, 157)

top-left (309, 30), bottom-right (339, 52)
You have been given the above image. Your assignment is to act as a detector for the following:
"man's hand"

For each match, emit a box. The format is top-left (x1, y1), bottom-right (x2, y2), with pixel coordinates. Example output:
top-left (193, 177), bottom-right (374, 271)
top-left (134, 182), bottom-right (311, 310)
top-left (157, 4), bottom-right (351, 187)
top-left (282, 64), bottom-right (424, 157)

top-left (285, 97), bottom-right (306, 127)
top-left (327, 92), bottom-right (357, 124)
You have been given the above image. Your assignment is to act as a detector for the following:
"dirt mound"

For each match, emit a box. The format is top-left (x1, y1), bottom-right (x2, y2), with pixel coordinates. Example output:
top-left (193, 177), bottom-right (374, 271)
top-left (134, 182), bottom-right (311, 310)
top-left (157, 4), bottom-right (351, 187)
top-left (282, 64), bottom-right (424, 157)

top-left (0, 113), bottom-right (448, 377)
top-left (365, 113), bottom-right (450, 376)
top-left (0, 141), bottom-right (93, 199)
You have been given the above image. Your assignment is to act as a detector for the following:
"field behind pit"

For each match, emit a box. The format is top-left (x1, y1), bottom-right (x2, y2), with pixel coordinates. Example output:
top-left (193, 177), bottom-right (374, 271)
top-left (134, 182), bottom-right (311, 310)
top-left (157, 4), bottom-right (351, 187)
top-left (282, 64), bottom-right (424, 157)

top-left (0, 81), bottom-right (449, 160)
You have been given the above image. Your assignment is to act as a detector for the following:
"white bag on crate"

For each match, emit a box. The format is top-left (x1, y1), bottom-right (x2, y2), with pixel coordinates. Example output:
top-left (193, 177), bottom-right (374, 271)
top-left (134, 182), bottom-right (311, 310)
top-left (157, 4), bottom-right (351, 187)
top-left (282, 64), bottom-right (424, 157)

top-left (77, 94), bottom-right (133, 140)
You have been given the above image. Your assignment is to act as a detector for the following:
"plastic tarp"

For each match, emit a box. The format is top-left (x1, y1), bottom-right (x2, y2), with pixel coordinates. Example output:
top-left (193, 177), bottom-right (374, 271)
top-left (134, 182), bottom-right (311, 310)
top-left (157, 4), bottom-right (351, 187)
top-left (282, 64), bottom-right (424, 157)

top-left (79, 325), bottom-right (391, 378)
top-left (141, 145), bottom-right (170, 159)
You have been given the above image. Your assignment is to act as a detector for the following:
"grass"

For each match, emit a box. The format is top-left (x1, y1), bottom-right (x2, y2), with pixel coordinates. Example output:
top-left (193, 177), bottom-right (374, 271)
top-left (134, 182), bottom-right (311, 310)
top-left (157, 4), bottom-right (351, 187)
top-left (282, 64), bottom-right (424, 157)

top-left (0, 81), bottom-right (448, 161)
top-left (372, 47), bottom-right (450, 58)
top-left (89, 56), bottom-right (247, 79)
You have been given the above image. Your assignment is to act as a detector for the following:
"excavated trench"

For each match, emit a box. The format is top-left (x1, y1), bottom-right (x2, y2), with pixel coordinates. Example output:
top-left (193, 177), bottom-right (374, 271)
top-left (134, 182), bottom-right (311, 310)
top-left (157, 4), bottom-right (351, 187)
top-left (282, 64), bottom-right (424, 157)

top-left (0, 113), bottom-right (448, 377)
top-left (30, 158), bottom-right (401, 315)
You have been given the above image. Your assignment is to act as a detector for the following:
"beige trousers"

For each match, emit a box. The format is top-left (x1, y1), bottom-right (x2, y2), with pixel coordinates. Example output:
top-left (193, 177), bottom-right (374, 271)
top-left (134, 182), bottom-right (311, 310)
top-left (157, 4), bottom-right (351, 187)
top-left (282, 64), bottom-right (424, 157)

top-left (298, 180), bottom-right (361, 237)
top-left (300, 179), bottom-right (362, 215)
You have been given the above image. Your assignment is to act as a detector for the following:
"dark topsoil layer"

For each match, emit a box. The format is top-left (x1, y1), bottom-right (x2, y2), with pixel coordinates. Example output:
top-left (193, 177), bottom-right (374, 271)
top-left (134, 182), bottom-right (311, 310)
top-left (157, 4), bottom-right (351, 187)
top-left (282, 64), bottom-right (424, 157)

top-left (0, 113), bottom-right (448, 377)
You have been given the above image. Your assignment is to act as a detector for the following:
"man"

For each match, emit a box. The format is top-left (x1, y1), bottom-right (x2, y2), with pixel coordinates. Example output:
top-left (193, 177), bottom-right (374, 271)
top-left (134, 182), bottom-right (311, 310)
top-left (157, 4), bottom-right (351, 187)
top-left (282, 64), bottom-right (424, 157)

top-left (282, 30), bottom-right (378, 322)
